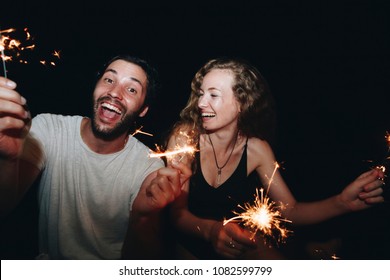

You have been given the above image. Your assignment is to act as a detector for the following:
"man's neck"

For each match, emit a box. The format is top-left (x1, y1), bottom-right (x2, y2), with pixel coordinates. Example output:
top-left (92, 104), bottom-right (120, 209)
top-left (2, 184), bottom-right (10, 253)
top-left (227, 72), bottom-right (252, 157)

top-left (80, 118), bottom-right (128, 154)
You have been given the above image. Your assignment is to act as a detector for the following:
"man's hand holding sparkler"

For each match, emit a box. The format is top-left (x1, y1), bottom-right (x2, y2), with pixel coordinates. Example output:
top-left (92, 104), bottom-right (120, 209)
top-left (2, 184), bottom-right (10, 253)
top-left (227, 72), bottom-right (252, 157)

top-left (122, 161), bottom-right (191, 259)
top-left (133, 161), bottom-right (192, 214)
top-left (338, 168), bottom-right (385, 212)
top-left (0, 76), bottom-right (36, 216)
top-left (0, 76), bottom-right (31, 160)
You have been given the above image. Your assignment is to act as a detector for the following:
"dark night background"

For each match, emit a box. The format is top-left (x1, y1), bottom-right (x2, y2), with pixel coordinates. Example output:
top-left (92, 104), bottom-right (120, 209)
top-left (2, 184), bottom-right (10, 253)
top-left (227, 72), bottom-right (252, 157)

top-left (1, 0), bottom-right (389, 259)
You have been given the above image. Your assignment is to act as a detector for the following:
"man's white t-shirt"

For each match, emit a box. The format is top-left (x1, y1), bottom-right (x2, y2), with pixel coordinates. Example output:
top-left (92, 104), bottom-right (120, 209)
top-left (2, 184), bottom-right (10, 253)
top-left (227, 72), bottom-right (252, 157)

top-left (26, 114), bottom-right (164, 259)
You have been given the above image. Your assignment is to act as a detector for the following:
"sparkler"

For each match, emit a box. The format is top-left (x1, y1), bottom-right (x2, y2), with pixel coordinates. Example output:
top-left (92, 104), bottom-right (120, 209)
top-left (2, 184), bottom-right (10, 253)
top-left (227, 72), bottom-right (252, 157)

top-left (384, 131), bottom-right (390, 162)
top-left (150, 146), bottom-right (196, 159)
top-left (0, 27), bottom-right (60, 76)
top-left (149, 130), bottom-right (197, 163)
top-left (223, 162), bottom-right (292, 244)
top-left (375, 131), bottom-right (390, 175)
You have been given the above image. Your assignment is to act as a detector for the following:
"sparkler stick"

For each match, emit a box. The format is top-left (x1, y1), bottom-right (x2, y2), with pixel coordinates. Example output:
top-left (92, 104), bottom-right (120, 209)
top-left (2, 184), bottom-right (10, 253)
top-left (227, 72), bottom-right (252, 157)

top-left (0, 27), bottom-right (8, 78)
top-left (224, 162), bottom-right (292, 244)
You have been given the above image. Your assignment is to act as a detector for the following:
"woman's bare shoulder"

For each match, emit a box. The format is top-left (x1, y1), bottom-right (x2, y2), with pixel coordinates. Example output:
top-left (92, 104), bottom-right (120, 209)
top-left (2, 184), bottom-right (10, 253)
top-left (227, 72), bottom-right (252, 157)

top-left (247, 137), bottom-right (276, 165)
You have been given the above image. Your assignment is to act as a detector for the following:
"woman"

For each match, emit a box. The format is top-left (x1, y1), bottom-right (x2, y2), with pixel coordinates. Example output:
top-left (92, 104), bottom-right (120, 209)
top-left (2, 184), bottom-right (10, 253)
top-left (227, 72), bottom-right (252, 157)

top-left (166, 58), bottom-right (384, 259)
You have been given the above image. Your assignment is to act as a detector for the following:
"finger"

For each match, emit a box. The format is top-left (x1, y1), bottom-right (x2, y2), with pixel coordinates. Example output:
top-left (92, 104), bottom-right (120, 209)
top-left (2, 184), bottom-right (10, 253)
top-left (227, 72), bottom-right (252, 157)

top-left (0, 77), bottom-right (17, 89)
top-left (0, 116), bottom-right (29, 132)
top-left (357, 168), bottom-right (383, 180)
top-left (359, 185), bottom-right (384, 199)
top-left (146, 184), bottom-right (170, 210)
top-left (354, 169), bottom-right (382, 188)
top-left (224, 238), bottom-right (247, 259)
top-left (170, 161), bottom-right (192, 185)
top-left (156, 167), bottom-right (182, 196)
top-left (362, 178), bottom-right (385, 193)
top-left (146, 181), bottom-right (175, 209)
top-left (357, 169), bottom-right (376, 179)
top-left (363, 195), bottom-right (385, 204)
top-left (0, 99), bottom-right (29, 119)
top-left (0, 86), bottom-right (25, 105)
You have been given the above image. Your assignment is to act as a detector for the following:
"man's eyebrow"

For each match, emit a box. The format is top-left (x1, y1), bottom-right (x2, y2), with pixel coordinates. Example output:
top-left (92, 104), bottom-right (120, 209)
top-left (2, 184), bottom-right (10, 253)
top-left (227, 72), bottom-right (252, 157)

top-left (104, 68), bottom-right (143, 87)
top-left (104, 68), bottom-right (117, 75)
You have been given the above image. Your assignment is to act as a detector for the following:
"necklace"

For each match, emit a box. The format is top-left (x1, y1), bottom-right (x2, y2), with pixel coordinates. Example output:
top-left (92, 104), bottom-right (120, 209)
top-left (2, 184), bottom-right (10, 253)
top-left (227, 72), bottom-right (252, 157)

top-left (208, 133), bottom-right (238, 186)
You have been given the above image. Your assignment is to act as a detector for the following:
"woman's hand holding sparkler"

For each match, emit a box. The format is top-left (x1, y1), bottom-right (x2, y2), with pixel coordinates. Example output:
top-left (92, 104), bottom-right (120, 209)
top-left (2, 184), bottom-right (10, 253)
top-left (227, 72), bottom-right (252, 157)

top-left (209, 221), bottom-right (257, 259)
top-left (338, 168), bottom-right (385, 212)
top-left (0, 76), bottom-right (31, 160)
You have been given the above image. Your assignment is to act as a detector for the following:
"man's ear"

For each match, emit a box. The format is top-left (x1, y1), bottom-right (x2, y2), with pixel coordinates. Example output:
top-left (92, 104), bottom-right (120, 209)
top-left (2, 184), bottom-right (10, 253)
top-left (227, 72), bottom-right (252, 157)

top-left (138, 106), bottom-right (149, 117)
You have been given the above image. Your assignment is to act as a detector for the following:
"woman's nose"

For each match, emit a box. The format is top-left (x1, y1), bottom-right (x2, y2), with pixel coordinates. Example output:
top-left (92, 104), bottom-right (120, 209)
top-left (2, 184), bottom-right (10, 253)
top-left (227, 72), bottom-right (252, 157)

top-left (198, 96), bottom-right (207, 108)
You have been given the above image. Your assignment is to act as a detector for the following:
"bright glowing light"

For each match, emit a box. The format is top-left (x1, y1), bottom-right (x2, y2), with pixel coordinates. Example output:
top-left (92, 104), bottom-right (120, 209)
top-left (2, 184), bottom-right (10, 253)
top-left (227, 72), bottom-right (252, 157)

top-left (224, 162), bottom-right (292, 244)
top-left (149, 130), bottom-right (197, 163)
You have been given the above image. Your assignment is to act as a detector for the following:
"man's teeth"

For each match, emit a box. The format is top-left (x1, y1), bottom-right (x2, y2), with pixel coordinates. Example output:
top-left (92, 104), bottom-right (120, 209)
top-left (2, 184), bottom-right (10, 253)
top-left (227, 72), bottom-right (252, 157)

top-left (201, 113), bottom-right (216, 118)
top-left (102, 103), bottom-right (121, 114)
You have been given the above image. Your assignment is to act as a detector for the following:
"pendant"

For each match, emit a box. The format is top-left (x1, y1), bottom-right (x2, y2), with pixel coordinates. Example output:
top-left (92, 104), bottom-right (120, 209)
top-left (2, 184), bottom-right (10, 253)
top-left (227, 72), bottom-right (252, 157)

top-left (217, 168), bottom-right (222, 186)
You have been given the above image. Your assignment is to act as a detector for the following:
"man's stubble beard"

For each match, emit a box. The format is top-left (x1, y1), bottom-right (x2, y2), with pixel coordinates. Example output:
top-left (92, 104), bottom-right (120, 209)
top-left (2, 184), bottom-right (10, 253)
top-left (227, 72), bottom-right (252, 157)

top-left (91, 101), bottom-right (139, 140)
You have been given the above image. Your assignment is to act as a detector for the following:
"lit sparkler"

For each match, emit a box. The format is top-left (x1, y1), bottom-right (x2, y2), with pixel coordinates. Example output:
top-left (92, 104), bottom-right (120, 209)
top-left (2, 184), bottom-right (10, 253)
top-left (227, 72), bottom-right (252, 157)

top-left (0, 27), bottom-right (60, 76)
top-left (149, 130), bottom-right (197, 163)
top-left (150, 146), bottom-right (196, 159)
top-left (375, 131), bottom-right (390, 175)
top-left (384, 131), bottom-right (390, 161)
top-left (224, 162), bottom-right (292, 243)
top-left (0, 27), bottom-right (36, 77)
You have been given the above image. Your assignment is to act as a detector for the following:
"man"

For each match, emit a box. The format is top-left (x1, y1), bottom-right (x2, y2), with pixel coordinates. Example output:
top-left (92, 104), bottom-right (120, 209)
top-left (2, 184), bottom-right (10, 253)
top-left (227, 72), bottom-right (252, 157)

top-left (0, 55), bottom-right (190, 259)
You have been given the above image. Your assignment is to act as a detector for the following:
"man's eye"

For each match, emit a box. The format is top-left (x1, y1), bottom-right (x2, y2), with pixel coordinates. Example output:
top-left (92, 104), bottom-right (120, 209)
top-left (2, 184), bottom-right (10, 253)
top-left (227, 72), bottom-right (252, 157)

top-left (104, 78), bottom-right (114, 84)
top-left (126, 87), bottom-right (137, 94)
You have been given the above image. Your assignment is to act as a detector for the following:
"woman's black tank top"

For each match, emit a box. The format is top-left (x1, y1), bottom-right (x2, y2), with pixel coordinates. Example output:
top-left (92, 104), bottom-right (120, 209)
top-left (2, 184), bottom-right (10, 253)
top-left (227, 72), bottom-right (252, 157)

top-left (178, 140), bottom-right (260, 259)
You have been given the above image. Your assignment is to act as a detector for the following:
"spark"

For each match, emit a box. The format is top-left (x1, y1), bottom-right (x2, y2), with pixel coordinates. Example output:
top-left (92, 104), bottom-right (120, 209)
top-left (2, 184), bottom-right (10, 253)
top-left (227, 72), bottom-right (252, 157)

top-left (52, 50), bottom-right (61, 59)
top-left (224, 162), bottom-right (292, 244)
top-left (0, 27), bottom-right (36, 70)
top-left (0, 27), bottom-right (61, 74)
top-left (131, 126), bottom-right (153, 137)
top-left (224, 188), bottom-right (292, 243)
top-left (331, 254), bottom-right (340, 260)
top-left (265, 162), bottom-right (279, 196)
